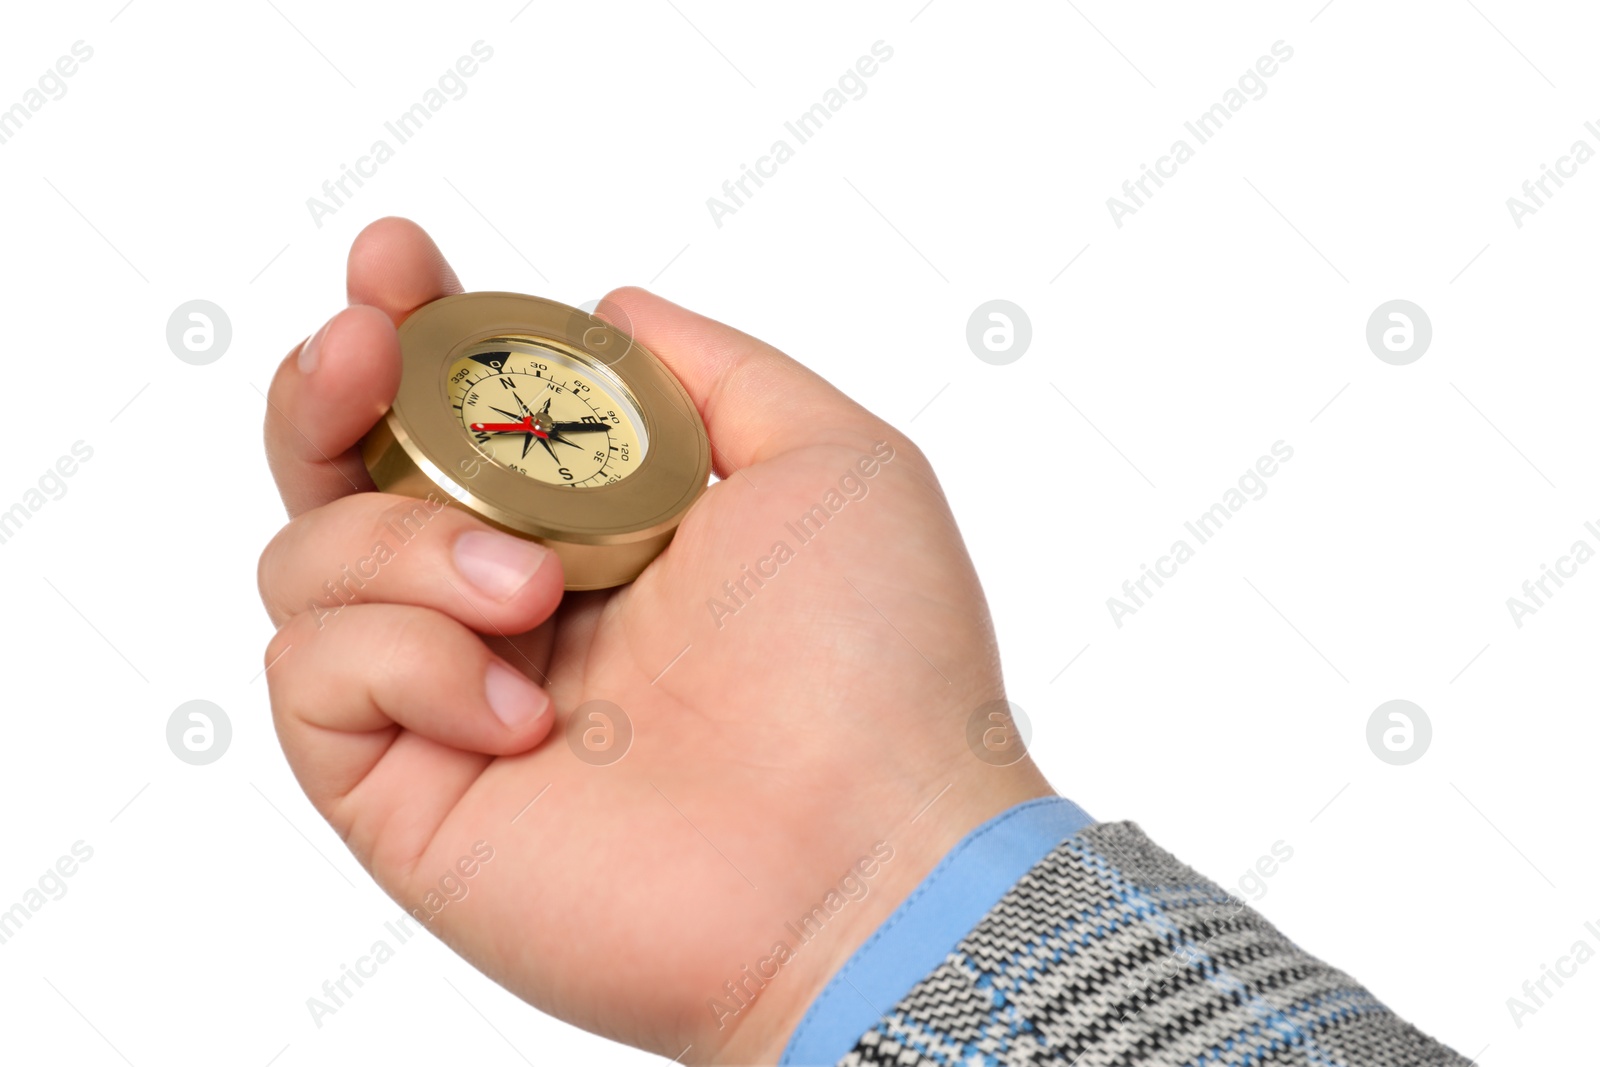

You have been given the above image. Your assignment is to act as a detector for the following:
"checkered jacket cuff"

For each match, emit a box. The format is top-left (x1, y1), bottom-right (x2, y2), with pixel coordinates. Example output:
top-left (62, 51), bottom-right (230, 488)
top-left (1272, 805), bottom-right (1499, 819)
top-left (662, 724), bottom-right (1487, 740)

top-left (837, 821), bottom-right (1471, 1067)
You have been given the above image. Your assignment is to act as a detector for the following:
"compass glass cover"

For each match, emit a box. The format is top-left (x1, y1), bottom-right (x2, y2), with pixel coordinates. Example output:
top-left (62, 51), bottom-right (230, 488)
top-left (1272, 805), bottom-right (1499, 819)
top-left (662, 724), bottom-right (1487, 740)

top-left (447, 338), bottom-right (648, 488)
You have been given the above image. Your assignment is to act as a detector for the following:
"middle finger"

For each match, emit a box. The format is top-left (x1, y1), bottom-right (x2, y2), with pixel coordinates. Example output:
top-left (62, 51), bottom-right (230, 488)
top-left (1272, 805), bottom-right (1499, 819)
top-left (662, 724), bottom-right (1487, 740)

top-left (258, 492), bottom-right (564, 633)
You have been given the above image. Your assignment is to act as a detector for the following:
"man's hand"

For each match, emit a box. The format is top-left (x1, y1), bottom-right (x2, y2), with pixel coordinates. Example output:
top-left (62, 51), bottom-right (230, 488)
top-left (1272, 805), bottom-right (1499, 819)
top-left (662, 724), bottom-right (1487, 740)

top-left (257, 218), bottom-right (1053, 1064)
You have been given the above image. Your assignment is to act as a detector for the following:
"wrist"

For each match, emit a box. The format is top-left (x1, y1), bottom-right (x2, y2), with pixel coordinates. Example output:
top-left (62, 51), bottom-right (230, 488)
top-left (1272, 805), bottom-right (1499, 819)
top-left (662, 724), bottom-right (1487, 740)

top-left (709, 762), bottom-right (1059, 1066)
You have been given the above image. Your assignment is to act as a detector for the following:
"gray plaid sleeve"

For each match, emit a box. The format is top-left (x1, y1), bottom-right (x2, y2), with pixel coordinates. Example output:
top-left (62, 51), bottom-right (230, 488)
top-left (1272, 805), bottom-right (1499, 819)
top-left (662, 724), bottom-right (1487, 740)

top-left (838, 822), bottom-right (1471, 1067)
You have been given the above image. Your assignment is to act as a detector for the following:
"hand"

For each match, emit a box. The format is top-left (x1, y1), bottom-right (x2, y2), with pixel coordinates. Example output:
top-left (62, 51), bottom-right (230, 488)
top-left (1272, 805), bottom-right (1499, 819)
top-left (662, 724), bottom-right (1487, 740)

top-left (257, 218), bottom-right (1053, 1064)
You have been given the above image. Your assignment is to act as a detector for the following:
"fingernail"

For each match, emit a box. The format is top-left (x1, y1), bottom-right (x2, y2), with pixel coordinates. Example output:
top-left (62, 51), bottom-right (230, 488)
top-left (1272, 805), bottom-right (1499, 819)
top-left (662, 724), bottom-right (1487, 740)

top-left (454, 529), bottom-right (550, 601)
top-left (298, 316), bottom-right (334, 374)
top-left (485, 661), bottom-right (549, 730)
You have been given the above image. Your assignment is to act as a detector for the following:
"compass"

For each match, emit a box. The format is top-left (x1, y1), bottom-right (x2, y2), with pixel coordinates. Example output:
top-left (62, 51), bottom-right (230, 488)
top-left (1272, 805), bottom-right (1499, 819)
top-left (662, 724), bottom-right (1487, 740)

top-left (361, 292), bottom-right (711, 590)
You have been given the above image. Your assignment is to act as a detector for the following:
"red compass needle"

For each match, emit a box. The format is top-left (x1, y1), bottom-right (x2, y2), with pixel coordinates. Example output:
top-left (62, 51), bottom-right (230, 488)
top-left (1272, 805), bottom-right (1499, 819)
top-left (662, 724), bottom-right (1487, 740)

top-left (470, 418), bottom-right (548, 437)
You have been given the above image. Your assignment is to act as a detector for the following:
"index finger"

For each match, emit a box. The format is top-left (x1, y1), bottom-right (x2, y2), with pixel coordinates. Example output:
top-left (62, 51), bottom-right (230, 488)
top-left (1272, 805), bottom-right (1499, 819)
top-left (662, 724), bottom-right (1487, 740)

top-left (264, 217), bottom-right (463, 517)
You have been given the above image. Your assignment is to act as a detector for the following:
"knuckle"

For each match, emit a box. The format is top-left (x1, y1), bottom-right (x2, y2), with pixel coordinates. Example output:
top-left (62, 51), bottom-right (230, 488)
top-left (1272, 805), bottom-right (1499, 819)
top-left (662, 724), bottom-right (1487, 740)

top-left (257, 524), bottom-right (297, 622)
top-left (262, 613), bottom-right (333, 735)
top-left (261, 613), bottom-right (319, 721)
top-left (266, 611), bottom-right (320, 669)
top-left (889, 434), bottom-right (931, 474)
top-left (601, 284), bottom-right (647, 306)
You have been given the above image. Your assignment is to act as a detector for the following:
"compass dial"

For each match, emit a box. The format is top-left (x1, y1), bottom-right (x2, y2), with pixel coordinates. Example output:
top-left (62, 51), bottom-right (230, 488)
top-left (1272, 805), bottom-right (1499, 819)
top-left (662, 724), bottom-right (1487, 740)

top-left (448, 339), bottom-right (648, 488)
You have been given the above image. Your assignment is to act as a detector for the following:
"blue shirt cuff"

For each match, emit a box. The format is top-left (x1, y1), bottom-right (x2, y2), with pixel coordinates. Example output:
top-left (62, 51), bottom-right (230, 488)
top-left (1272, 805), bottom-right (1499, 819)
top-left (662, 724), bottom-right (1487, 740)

top-left (779, 795), bottom-right (1095, 1067)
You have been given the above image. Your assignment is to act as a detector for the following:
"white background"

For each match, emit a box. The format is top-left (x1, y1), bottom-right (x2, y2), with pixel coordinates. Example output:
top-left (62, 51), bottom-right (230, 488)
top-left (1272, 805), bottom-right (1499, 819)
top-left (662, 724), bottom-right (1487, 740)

top-left (0, 1), bottom-right (1594, 1063)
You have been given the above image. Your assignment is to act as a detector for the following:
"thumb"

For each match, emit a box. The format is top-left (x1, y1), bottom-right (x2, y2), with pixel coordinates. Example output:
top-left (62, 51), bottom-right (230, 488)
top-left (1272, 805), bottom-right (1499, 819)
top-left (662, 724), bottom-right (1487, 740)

top-left (595, 287), bottom-right (892, 476)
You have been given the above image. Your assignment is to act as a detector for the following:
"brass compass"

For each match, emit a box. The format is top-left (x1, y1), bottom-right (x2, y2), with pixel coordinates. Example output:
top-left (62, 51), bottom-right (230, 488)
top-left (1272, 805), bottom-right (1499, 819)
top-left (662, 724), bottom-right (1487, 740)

top-left (362, 292), bottom-right (710, 590)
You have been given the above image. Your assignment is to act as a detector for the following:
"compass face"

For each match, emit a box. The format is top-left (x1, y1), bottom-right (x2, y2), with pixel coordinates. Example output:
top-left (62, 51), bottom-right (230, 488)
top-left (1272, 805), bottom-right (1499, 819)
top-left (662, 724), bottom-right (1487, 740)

top-left (448, 338), bottom-right (648, 488)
